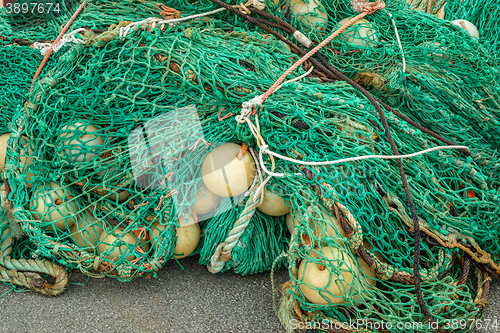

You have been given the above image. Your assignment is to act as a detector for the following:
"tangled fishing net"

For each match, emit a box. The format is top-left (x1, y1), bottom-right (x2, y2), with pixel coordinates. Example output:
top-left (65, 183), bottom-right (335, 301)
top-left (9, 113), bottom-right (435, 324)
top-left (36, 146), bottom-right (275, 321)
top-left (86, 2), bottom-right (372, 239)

top-left (0, 0), bottom-right (499, 331)
top-left (408, 0), bottom-right (500, 60)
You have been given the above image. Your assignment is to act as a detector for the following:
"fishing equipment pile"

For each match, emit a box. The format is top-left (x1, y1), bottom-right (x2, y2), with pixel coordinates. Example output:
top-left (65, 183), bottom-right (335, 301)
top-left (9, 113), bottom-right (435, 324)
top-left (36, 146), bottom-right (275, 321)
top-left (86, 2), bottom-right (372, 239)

top-left (0, 0), bottom-right (498, 331)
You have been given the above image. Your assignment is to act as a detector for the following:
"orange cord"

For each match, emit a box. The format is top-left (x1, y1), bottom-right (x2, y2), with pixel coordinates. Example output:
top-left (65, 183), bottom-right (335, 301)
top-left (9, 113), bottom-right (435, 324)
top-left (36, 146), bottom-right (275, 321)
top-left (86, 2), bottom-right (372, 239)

top-left (237, 142), bottom-right (248, 160)
top-left (217, 107), bottom-right (234, 121)
top-left (30, 1), bottom-right (86, 93)
top-left (157, 4), bottom-right (181, 19)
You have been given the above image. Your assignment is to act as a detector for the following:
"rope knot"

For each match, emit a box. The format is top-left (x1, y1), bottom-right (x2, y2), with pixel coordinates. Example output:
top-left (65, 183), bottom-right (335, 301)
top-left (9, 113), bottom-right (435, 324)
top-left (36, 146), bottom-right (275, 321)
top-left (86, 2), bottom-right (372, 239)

top-left (246, 0), bottom-right (266, 10)
top-left (32, 28), bottom-right (86, 56)
top-left (351, 0), bottom-right (385, 14)
top-left (236, 95), bottom-right (263, 124)
top-left (363, 0), bottom-right (385, 14)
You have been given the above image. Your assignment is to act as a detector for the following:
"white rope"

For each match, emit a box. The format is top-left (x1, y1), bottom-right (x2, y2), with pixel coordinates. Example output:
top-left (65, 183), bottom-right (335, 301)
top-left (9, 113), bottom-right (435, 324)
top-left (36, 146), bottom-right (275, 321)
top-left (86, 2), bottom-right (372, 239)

top-left (261, 145), bottom-right (470, 167)
top-left (119, 1), bottom-right (268, 40)
top-left (32, 28), bottom-right (86, 56)
top-left (388, 12), bottom-right (406, 73)
top-left (259, 147), bottom-right (302, 178)
top-left (119, 8), bottom-right (227, 39)
top-left (236, 91), bottom-right (469, 177)
top-left (245, 0), bottom-right (265, 10)
top-left (273, 66), bottom-right (315, 94)
top-left (244, 148), bottom-right (262, 197)
top-left (229, 0), bottom-right (465, 179)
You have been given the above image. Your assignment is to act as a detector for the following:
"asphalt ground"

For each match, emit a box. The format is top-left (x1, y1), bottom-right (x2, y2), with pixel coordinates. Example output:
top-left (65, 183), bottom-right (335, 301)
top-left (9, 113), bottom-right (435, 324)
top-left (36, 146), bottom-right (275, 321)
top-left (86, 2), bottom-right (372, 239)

top-left (0, 255), bottom-right (497, 333)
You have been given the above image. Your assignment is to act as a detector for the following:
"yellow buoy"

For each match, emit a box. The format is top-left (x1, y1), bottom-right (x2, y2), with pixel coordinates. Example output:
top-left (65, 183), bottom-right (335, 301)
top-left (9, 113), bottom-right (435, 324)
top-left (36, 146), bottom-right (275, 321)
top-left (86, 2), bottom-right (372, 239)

top-left (201, 143), bottom-right (256, 197)
top-left (286, 213), bottom-right (299, 234)
top-left (98, 228), bottom-right (150, 261)
top-left (290, 0), bottom-right (328, 28)
top-left (350, 241), bottom-right (385, 303)
top-left (151, 215), bottom-right (201, 259)
top-left (298, 246), bottom-right (355, 305)
top-left (257, 188), bottom-right (291, 216)
top-left (313, 209), bottom-right (347, 244)
top-left (338, 18), bottom-right (378, 47)
top-left (31, 182), bottom-right (77, 231)
top-left (0, 133), bottom-right (34, 186)
top-left (108, 189), bottom-right (132, 202)
top-left (193, 186), bottom-right (221, 215)
top-left (59, 122), bottom-right (104, 162)
top-left (69, 210), bottom-right (104, 252)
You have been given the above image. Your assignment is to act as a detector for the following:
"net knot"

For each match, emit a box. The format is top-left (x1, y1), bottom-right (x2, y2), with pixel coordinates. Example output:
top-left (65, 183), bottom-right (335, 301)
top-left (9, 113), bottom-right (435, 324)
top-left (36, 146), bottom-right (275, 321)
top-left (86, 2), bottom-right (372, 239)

top-left (234, 0), bottom-right (265, 15)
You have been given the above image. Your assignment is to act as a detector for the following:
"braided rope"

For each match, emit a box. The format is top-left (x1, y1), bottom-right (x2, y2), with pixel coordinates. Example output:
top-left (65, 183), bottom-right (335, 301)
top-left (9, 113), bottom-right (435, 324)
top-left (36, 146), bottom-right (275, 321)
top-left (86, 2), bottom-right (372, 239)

top-left (208, 179), bottom-right (263, 273)
top-left (30, 1), bottom-right (86, 92)
top-left (0, 186), bottom-right (68, 296)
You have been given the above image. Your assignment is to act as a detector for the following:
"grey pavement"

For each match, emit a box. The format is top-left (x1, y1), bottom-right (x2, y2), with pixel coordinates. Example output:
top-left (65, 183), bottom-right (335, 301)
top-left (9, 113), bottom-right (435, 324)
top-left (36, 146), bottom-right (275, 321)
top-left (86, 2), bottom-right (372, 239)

top-left (0, 256), bottom-right (497, 333)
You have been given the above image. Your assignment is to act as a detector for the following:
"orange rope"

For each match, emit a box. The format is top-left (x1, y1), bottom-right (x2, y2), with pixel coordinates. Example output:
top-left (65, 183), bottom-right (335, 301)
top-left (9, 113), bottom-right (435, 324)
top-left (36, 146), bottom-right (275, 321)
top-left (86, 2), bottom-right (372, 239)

top-left (157, 4), bottom-right (181, 19)
top-left (30, 1), bottom-right (87, 93)
top-left (217, 107), bottom-right (234, 121)
top-left (260, 0), bottom-right (385, 104)
top-left (237, 142), bottom-right (248, 160)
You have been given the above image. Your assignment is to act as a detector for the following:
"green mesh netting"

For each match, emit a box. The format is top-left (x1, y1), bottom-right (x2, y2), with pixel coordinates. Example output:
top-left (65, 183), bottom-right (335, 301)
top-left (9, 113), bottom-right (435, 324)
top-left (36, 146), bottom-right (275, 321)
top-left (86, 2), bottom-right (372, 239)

top-left (4, 22), bottom-right (298, 281)
top-left (408, 0), bottom-right (500, 57)
top-left (0, 0), bottom-right (499, 331)
top-left (0, 43), bottom-right (58, 134)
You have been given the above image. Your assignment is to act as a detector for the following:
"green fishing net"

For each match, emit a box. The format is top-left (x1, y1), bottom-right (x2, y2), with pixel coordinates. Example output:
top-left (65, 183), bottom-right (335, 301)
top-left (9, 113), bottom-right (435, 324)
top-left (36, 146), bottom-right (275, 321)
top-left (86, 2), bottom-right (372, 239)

top-left (408, 0), bottom-right (500, 58)
top-left (3, 21), bottom-right (298, 282)
top-left (0, 43), bottom-right (58, 134)
top-left (0, 0), bottom-right (498, 331)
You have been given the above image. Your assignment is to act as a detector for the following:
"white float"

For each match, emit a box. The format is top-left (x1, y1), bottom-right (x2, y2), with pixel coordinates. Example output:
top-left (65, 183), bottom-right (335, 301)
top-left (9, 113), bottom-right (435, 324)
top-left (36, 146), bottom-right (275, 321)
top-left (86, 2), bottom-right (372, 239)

top-left (452, 19), bottom-right (479, 39)
top-left (31, 182), bottom-right (77, 231)
top-left (338, 18), bottom-right (378, 47)
top-left (201, 143), bottom-right (256, 197)
top-left (59, 122), bottom-right (104, 162)
top-left (257, 188), bottom-right (291, 216)
top-left (193, 186), bottom-right (221, 215)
